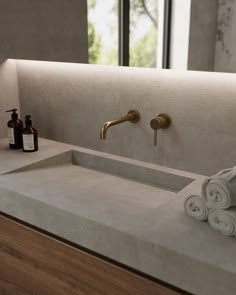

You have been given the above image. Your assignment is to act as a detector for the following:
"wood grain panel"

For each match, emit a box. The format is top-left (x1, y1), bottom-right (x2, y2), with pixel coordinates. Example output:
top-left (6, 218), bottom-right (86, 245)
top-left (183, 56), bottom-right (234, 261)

top-left (0, 214), bottom-right (185, 295)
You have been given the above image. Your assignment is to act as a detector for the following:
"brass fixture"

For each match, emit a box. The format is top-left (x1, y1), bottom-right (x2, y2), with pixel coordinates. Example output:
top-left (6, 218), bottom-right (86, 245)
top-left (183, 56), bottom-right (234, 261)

top-left (150, 113), bottom-right (171, 146)
top-left (100, 110), bottom-right (140, 140)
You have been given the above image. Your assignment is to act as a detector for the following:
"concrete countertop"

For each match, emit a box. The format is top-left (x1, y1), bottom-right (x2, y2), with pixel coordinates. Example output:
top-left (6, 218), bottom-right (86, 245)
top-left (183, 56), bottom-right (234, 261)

top-left (0, 137), bottom-right (235, 295)
top-left (0, 138), bottom-right (71, 175)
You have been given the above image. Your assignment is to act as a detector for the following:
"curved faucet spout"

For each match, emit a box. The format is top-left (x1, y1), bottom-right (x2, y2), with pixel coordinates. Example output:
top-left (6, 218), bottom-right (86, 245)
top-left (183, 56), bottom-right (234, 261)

top-left (100, 110), bottom-right (140, 140)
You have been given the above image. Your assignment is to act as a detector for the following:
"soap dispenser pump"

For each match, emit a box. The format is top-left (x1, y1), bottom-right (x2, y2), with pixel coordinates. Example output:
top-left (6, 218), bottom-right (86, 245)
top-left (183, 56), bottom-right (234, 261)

top-left (6, 108), bottom-right (23, 149)
top-left (22, 115), bottom-right (38, 152)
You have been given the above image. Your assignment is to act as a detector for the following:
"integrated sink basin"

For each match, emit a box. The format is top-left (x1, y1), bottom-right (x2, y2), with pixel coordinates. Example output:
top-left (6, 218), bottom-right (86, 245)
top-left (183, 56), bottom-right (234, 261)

top-left (0, 147), bottom-right (196, 243)
top-left (71, 150), bottom-right (194, 193)
top-left (4, 150), bottom-right (194, 193)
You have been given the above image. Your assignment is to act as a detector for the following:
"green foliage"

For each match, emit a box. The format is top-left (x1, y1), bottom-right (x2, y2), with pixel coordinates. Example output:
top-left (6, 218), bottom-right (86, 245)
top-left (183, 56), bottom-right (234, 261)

top-left (88, 0), bottom-right (96, 9)
top-left (88, 0), bottom-right (101, 64)
top-left (87, 0), bottom-right (158, 67)
top-left (130, 0), bottom-right (158, 67)
top-left (88, 21), bottom-right (102, 64)
top-left (130, 26), bottom-right (157, 68)
top-left (98, 47), bottom-right (118, 66)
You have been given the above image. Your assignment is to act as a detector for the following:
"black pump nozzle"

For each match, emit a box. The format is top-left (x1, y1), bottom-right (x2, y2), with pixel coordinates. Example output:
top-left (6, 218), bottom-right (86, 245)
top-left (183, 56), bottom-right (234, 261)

top-left (6, 108), bottom-right (18, 120)
top-left (25, 115), bottom-right (32, 127)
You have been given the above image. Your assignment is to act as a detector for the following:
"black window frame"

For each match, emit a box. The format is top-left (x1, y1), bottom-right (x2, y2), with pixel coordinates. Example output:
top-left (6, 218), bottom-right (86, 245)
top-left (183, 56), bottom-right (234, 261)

top-left (118, 0), bottom-right (172, 68)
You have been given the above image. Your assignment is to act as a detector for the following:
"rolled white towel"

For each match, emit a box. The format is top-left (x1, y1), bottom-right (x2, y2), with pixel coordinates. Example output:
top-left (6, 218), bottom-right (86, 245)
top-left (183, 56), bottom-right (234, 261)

top-left (202, 167), bottom-right (236, 209)
top-left (184, 194), bottom-right (209, 221)
top-left (208, 209), bottom-right (236, 237)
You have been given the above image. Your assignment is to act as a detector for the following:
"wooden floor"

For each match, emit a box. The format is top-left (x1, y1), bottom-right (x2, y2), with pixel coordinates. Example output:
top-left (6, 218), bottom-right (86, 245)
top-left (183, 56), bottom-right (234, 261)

top-left (0, 214), bottom-right (185, 295)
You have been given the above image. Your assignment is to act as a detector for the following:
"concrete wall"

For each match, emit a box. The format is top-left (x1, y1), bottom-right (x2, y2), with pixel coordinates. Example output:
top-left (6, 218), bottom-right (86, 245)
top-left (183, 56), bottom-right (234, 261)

top-left (215, 0), bottom-right (236, 73)
top-left (170, 0), bottom-right (219, 72)
top-left (0, 0), bottom-right (88, 63)
top-left (188, 0), bottom-right (219, 71)
top-left (0, 59), bottom-right (20, 138)
top-left (17, 60), bottom-right (236, 176)
top-left (187, 0), bottom-right (236, 73)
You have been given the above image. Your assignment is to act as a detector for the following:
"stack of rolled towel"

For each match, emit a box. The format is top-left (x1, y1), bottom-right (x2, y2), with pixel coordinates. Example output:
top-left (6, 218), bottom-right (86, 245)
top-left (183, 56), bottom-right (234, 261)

top-left (184, 167), bottom-right (236, 237)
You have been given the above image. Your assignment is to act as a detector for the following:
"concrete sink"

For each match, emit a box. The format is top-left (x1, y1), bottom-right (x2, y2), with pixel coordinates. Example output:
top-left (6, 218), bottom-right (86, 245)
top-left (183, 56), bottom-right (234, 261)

top-left (0, 150), bottom-right (195, 216)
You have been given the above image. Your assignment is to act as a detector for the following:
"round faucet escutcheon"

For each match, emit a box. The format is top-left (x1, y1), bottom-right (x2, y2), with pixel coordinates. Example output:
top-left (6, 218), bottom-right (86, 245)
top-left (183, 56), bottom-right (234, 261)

top-left (128, 110), bottom-right (141, 123)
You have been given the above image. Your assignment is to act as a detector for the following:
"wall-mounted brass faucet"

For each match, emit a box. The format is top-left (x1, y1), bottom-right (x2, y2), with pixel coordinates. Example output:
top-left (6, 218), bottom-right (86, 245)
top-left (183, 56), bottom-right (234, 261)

top-left (100, 110), bottom-right (140, 140)
top-left (150, 113), bottom-right (171, 146)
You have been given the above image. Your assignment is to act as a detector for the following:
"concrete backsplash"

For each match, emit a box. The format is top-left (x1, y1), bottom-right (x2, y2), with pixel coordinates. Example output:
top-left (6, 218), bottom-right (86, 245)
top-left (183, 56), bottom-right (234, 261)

top-left (0, 59), bottom-right (20, 138)
top-left (17, 60), bottom-right (236, 176)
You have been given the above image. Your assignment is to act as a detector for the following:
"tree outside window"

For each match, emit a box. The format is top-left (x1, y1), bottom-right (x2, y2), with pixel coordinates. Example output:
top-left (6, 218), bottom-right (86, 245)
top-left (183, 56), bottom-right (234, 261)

top-left (88, 0), bottom-right (158, 67)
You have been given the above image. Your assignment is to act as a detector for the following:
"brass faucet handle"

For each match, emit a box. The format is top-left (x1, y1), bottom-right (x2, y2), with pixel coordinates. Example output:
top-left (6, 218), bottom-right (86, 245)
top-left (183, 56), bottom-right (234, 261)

top-left (150, 113), bottom-right (171, 130)
top-left (154, 130), bottom-right (157, 146)
top-left (150, 113), bottom-right (171, 146)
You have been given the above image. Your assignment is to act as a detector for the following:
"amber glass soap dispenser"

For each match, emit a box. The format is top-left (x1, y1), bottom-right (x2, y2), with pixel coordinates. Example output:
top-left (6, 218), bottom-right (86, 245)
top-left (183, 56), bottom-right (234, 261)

top-left (6, 108), bottom-right (23, 149)
top-left (22, 115), bottom-right (38, 152)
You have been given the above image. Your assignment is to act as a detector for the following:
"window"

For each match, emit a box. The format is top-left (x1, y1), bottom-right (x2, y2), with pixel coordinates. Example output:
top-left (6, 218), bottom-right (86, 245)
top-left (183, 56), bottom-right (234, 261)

top-left (129, 0), bottom-right (158, 68)
top-left (88, 0), bottom-right (118, 65)
top-left (87, 0), bottom-right (171, 68)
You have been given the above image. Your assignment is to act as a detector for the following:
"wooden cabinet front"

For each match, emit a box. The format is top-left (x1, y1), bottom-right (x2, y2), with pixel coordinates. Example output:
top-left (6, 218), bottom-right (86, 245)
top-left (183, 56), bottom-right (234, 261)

top-left (0, 214), bottom-right (186, 295)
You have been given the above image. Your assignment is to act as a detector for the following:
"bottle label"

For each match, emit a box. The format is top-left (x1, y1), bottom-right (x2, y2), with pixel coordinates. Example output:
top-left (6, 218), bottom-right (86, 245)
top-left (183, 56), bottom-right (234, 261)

top-left (23, 134), bottom-right (34, 151)
top-left (8, 127), bottom-right (15, 144)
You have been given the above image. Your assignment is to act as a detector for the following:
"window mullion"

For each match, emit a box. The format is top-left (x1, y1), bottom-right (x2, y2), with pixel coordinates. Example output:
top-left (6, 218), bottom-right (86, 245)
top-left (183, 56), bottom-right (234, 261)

top-left (162, 0), bottom-right (172, 69)
top-left (118, 0), bottom-right (130, 66)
